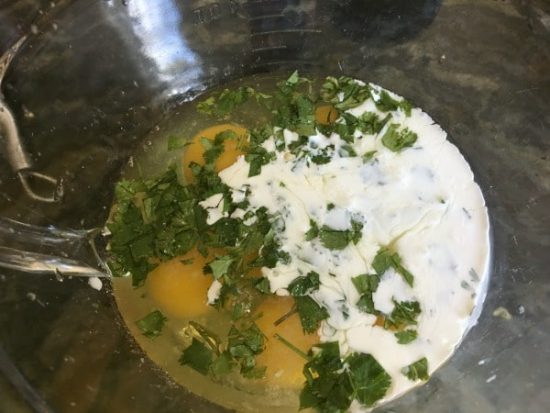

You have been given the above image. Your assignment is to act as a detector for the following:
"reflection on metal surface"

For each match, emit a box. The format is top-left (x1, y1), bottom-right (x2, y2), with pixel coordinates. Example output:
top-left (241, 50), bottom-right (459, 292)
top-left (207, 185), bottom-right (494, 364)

top-left (0, 36), bottom-right (60, 203)
top-left (126, 0), bottom-right (202, 94)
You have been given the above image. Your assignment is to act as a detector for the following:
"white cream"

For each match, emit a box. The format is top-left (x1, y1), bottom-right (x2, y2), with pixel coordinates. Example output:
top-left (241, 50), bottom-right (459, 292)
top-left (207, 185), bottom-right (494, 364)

top-left (208, 83), bottom-right (490, 410)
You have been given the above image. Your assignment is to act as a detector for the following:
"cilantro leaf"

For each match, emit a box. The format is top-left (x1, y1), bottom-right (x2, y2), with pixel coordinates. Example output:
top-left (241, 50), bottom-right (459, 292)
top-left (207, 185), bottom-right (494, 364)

top-left (208, 256), bottom-right (234, 279)
top-left (386, 300), bottom-right (421, 329)
top-left (244, 146), bottom-right (276, 177)
top-left (319, 220), bottom-right (363, 250)
top-left (381, 124), bottom-right (418, 152)
top-left (295, 296), bottom-right (329, 334)
top-left (347, 353), bottom-right (392, 407)
top-left (362, 150), bottom-right (377, 162)
top-left (356, 294), bottom-right (377, 314)
top-left (179, 338), bottom-right (214, 375)
top-left (135, 310), bottom-right (167, 338)
top-left (394, 329), bottom-right (418, 344)
top-left (352, 274), bottom-right (380, 294)
top-left (401, 357), bottom-right (429, 381)
top-left (371, 247), bottom-right (414, 287)
top-left (210, 351), bottom-right (234, 378)
top-left (300, 342), bottom-right (352, 412)
top-left (254, 277), bottom-right (271, 294)
top-left (197, 87), bottom-right (255, 118)
top-left (321, 76), bottom-right (371, 110)
top-left (305, 219), bottom-right (319, 241)
top-left (288, 271), bottom-right (320, 296)
top-left (372, 90), bottom-right (412, 116)
top-left (300, 342), bottom-right (392, 411)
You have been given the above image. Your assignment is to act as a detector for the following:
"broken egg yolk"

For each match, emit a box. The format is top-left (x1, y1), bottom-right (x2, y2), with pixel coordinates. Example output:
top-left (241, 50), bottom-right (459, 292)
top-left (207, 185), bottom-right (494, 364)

top-left (182, 123), bottom-right (247, 183)
top-left (255, 296), bottom-right (318, 388)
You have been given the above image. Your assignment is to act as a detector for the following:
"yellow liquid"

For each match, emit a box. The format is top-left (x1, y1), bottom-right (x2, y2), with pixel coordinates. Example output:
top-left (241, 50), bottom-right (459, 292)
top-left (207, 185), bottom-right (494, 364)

top-left (111, 92), bottom-right (333, 411)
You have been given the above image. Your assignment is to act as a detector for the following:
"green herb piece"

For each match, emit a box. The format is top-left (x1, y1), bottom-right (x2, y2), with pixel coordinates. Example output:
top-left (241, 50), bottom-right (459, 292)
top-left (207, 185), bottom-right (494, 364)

top-left (401, 357), bottom-right (429, 381)
top-left (108, 168), bottom-right (209, 286)
top-left (300, 342), bottom-right (351, 412)
top-left (321, 76), bottom-right (371, 110)
top-left (135, 310), bottom-right (167, 338)
top-left (352, 273), bottom-right (381, 314)
top-left (295, 296), bottom-right (329, 334)
top-left (327, 202), bottom-right (335, 210)
top-left (197, 87), bottom-right (256, 118)
top-left (300, 342), bottom-right (392, 411)
top-left (356, 294), bottom-right (377, 314)
top-left (352, 274), bottom-right (380, 295)
top-left (202, 130), bottom-right (237, 165)
top-left (339, 144), bottom-right (357, 158)
top-left (244, 146), bottom-right (276, 177)
top-left (210, 351), bottom-right (234, 378)
top-left (208, 256), bottom-right (234, 279)
top-left (372, 90), bottom-right (412, 116)
top-left (319, 220), bottom-right (363, 250)
top-left (254, 277), bottom-right (271, 294)
top-left (227, 323), bottom-right (266, 378)
top-left (288, 271), bottom-right (320, 296)
top-left (381, 124), bottom-right (418, 152)
top-left (394, 330), bottom-right (418, 344)
top-left (371, 247), bottom-right (415, 287)
top-left (305, 219), bottom-right (319, 241)
top-left (179, 338), bottom-right (214, 375)
top-left (362, 150), bottom-right (377, 162)
top-left (347, 353), bottom-right (392, 407)
top-left (273, 333), bottom-right (310, 360)
top-left (386, 300), bottom-right (421, 329)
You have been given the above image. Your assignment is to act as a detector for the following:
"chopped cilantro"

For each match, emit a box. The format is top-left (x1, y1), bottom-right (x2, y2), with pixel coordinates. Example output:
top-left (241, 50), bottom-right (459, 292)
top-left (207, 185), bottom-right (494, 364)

top-left (319, 220), bottom-right (363, 250)
top-left (362, 150), bottom-right (377, 162)
top-left (245, 146), bottom-right (276, 177)
top-left (386, 300), bottom-right (421, 329)
top-left (381, 124), bottom-right (418, 152)
top-left (210, 351), bottom-right (234, 378)
top-left (179, 338), bottom-right (214, 375)
top-left (197, 87), bottom-right (256, 118)
top-left (300, 342), bottom-right (391, 411)
top-left (394, 329), bottom-right (418, 344)
top-left (254, 277), bottom-right (271, 294)
top-left (372, 89), bottom-right (412, 116)
top-left (352, 274), bottom-right (381, 314)
top-left (339, 144), bottom-right (357, 158)
top-left (371, 247), bottom-right (415, 287)
top-left (320, 76), bottom-right (371, 110)
top-left (347, 353), bottom-right (392, 407)
top-left (207, 256), bottom-right (234, 279)
top-left (295, 296), bottom-right (329, 334)
top-left (288, 271), bottom-right (320, 296)
top-left (356, 294), bottom-right (377, 314)
top-left (352, 273), bottom-right (380, 295)
top-left (135, 310), bottom-right (167, 338)
top-left (305, 219), bottom-right (319, 241)
top-left (401, 357), bottom-right (429, 381)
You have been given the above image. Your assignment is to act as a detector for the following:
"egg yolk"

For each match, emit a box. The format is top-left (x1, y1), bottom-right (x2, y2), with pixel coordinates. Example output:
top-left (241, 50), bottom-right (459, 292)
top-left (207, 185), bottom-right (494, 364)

top-left (254, 296), bottom-right (318, 388)
top-left (146, 248), bottom-right (213, 319)
top-left (315, 104), bottom-right (339, 125)
top-left (183, 123), bottom-right (247, 182)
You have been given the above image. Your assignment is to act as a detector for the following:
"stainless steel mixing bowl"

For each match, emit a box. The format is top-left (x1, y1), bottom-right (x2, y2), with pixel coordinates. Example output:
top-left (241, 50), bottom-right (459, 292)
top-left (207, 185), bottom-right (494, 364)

top-left (1, 0), bottom-right (549, 412)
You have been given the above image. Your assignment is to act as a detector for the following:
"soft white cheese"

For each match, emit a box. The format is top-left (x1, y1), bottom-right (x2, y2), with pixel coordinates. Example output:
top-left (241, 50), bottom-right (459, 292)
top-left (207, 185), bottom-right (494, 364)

top-left (215, 83), bottom-right (490, 409)
top-left (199, 193), bottom-right (226, 225)
top-left (207, 280), bottom-right (223, 305)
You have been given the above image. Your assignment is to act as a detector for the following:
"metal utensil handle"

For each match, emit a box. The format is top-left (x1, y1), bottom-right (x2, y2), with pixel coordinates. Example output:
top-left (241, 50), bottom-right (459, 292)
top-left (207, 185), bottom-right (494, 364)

top-left (0, 36), bottom-right (60, 203)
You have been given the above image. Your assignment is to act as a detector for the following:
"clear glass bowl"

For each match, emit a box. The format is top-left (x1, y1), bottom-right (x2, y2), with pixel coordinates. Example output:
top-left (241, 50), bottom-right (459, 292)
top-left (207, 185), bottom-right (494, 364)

top-left (1, 1), bottom-right (549, 412)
